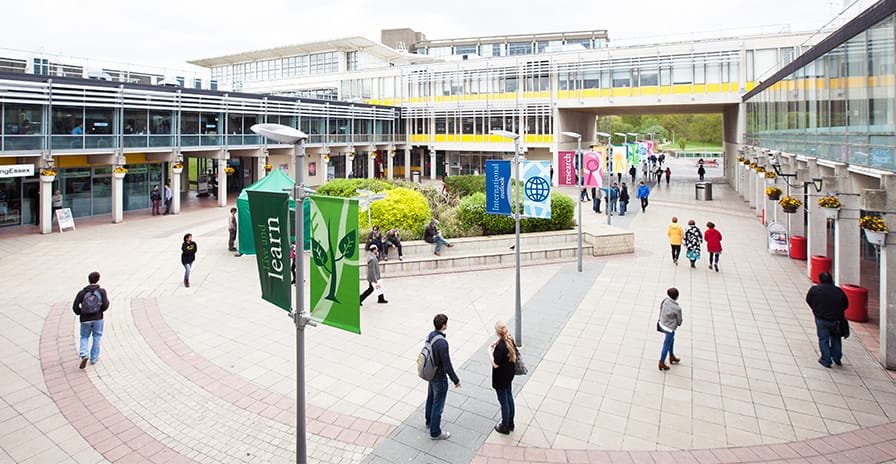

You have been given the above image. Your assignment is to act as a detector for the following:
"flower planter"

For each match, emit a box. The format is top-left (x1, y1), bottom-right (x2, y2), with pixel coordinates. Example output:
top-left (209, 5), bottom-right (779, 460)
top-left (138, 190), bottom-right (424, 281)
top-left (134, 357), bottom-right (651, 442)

top-left (40, 175), bottom-right (56, 183)
top-left (821, 207), bottom-right (839, 220)
top-left (112, 172), bottom-right (126, 180)
top-left (767, 193), bottom-right (781, 201)
top-left (782, 206), bottom-right (799, 214)
top-left (865, 229), bottom-right (887, 246)
top-left (172, 167), bottom-right (184, 175)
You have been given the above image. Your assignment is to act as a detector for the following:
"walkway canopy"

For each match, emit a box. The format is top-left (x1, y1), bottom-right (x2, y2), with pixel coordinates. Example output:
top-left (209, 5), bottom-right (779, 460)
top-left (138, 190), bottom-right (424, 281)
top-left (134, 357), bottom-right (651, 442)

top-left (236, 170), bottom-right (310, 255)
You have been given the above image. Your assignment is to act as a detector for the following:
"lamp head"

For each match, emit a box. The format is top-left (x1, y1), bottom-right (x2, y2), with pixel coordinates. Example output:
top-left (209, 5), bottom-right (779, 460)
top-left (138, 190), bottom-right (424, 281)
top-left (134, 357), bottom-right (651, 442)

top-left (560, 131), bottom-right (581, 140)
top-left (250, 123), bottom-right (307, 144)
top-left (490, 129), bottom-right (519, 140)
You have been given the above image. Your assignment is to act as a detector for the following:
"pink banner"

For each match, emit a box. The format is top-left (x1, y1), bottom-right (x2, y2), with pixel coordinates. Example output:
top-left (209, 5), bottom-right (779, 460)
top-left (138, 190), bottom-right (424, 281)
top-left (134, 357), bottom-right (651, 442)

top-left (582, 149), bottom-right (603, 188)
top-left (558, 151), bottom-right (576, 186)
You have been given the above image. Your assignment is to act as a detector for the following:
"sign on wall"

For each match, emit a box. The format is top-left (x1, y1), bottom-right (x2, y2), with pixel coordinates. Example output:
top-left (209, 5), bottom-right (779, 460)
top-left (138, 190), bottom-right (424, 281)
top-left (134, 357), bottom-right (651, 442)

top-left (0, 164), bottom-right (34, 178)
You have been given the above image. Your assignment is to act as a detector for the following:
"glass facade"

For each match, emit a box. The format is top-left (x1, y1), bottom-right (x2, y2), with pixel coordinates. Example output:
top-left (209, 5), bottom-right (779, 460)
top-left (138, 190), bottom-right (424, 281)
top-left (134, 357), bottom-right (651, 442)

top-left (746, 15), bottom-right (896, 170)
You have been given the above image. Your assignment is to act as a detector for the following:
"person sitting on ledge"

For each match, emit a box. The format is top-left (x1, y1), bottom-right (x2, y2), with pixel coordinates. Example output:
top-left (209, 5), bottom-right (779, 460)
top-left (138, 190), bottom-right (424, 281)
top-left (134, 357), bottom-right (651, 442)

top-left (424, 219), bottom-right (453, 257)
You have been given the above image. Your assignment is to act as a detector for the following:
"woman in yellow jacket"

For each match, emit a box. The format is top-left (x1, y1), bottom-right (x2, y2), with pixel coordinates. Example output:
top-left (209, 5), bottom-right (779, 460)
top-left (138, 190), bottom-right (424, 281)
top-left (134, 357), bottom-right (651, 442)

top-left (667, 217), bottom-right (684, 265)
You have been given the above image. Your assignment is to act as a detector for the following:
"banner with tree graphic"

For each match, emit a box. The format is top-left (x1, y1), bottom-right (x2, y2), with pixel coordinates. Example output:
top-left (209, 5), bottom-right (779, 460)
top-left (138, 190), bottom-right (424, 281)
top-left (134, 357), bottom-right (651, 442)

top-left (309, 195), bottom-right (361, 334)
top-left (247, 190), bottom-right (292, 312)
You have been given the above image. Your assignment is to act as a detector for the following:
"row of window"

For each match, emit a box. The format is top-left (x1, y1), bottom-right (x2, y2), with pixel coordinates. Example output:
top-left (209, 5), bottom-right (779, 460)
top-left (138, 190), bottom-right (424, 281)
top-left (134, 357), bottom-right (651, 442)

top-left (211, 51), bottom-right (340, 85)
top-left (420, 38), bottom-right (608, 57)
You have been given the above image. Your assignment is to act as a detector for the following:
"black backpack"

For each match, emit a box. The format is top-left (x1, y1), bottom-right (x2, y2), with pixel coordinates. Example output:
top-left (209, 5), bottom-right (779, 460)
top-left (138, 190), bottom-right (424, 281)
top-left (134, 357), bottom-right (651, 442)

top-left (81, 289), bottom-right (103, 315)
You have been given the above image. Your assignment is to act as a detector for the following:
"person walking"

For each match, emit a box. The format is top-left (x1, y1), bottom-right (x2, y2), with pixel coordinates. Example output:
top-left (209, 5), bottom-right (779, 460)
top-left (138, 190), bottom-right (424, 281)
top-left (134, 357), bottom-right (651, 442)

top-left (150, 186), bottom-right (162, 215)
top-left (181, 233), bottom-right (197, 287)
top-left (667, 217), bottom-right (684, 265)
top-left (704, 221), bottom-right (723, 272)
top-left (424, 219), bottom-right (453, 256)
top-left (637, 181), bottom-right (650, 213)
top-left (579, 186), bottom-right (590, 202)
top-left (164, 182), bottom-right (173, 215)
top-left (360, 244), bottom-right (388, 304)
top-left (684, 220), bottom-right (703, 268)
top-left (806, 272), bottom-right (849, 368)
top-left (629, 165), bottom-right (637, 184)
top-left (665, 167), bottom-right (671, 185)
top-left (72, 271), bottom-right (110, 369)
top-left (490, 321), bottom-right (516, 434)
top-left (228, 208), bottom-right (238, 252)
top-left (657, 287), bottom-right (682, 371)
top-left (425, 314), bottom-right (461, 440)
top-left (697, 164), bottom-right (706, 182)
top-left (619, 183), bottom-right (630, 216)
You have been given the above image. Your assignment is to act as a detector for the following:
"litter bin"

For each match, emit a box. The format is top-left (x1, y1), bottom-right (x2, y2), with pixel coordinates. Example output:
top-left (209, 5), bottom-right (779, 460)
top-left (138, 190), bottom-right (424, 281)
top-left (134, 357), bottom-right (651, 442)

top-left (695, 182), bottom-right (713, 200)
top-left (789, 236), bottom-right (807, 260)
top-left (842, 284), bottom-right (868, 322)
top-left (412, 171), bottom-right (421, 183)
top-left (810, 255), bottom-right (832, 283)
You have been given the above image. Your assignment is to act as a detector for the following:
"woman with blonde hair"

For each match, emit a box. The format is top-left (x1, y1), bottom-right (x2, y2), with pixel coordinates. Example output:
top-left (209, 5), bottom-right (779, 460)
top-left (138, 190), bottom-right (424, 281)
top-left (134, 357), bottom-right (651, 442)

top-left (490, 321), bottom-right (517, 434)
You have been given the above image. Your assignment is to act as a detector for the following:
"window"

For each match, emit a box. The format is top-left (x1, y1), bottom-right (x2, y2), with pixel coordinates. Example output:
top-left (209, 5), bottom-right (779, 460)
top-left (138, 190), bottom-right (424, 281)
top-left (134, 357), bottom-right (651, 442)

top-left (454, 45), bottom-right (477, 56)
top-left (310, 52), bottom-right (338, 74)
top-left (346, 51), bottom-right (358, 71)
top-left (508, 42), bottom-right (532, 56)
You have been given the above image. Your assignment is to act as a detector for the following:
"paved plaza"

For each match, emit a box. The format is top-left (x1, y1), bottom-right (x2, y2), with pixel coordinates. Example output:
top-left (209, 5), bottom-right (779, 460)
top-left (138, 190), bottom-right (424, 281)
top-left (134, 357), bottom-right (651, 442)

top-left (2, 157), bottom-right (896, 463)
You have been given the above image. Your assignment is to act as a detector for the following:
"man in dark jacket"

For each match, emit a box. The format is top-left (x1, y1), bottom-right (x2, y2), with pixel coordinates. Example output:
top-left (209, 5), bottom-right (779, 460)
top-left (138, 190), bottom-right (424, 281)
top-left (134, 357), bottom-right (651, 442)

top-left (424, 219), bottom-right (453, 256)
top-left (72, 271), bottom-right (110, 369)
top-left (425, 313), bottom-right (460, 440)
top-left (806, 272), bottom-right (849, 368)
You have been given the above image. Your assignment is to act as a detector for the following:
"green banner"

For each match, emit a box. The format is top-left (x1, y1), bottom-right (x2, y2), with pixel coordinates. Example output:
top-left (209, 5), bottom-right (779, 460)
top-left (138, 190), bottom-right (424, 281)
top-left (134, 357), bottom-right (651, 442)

top-left (247, 190), bottom-right (292, 312)
top-left (309, 195), bottom-right (361, 334)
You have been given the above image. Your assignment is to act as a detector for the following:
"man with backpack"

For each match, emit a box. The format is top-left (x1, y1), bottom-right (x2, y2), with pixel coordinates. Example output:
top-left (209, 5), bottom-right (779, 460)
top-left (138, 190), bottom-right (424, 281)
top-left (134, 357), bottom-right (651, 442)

top-left (421, 313), bottom-right (460, 440)
top-left (72, 271), bottom-right (110, 369)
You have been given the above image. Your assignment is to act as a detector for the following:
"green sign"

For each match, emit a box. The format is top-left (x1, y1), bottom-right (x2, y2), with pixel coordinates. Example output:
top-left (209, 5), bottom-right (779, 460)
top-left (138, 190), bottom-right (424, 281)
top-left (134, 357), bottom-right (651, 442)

top-left (309, 195), bottom-right (360, 334)
top-left (247, 190), bottom-right (292, 312)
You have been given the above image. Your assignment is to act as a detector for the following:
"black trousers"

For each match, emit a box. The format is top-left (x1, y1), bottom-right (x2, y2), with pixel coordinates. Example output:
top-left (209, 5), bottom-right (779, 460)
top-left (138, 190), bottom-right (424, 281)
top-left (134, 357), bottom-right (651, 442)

top-left (671, 245), bottom-right (681, 261)
top-left (360, 283), bottom-right (385, 303)
top-left (640, 197), bottom-right (648, 210)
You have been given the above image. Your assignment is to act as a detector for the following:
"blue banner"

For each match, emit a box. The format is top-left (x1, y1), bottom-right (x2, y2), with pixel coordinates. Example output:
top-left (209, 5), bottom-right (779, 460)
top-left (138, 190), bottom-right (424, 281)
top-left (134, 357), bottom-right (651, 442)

top-left (485, 160), bottom-right (512, 216)
top-left (521, 161), bottom-right (552, 219)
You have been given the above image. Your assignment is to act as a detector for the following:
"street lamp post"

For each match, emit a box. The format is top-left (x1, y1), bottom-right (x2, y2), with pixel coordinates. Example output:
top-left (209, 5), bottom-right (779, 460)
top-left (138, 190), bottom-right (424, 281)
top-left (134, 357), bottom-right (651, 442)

top-left (596, 132), bottom-right (611, 225)
top-left (560, 131), bottom-right (583, 272)
top-left (250, 123), bottom-right (310, 464)
top-left (490, 129), bottom-right (523, 346)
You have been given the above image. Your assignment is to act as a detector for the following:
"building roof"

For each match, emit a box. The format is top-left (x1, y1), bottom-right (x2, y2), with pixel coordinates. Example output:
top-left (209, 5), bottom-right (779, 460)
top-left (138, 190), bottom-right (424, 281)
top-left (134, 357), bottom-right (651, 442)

top-left (415, 29), bottom-right (610, 48)
top-left (188, 36), bottom-right (439, 68)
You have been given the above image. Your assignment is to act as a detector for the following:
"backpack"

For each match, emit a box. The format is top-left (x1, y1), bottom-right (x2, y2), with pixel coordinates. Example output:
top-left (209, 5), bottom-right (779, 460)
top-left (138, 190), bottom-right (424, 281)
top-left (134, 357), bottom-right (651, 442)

top-left (417, 334), bottom-right (444, 381)
top-left (81, 289), bottom-right (103, 315)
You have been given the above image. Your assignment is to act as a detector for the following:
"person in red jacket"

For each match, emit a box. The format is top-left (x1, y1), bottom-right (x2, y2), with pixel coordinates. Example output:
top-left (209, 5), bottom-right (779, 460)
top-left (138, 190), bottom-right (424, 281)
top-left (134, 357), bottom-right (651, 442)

top-left (704, 221), bottom-right (722, 272)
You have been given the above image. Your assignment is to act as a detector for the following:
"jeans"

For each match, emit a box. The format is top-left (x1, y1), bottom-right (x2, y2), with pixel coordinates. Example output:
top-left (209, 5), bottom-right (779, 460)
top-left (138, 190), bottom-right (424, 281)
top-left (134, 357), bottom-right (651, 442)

top-left (152, 200), bottom-right (161, 215)
top-left (579, 189), bottom-right (590, 201)
top-left (385, 239), bottom-right (402, 258)
top-left (640, 197), bottom-right (648, 211)
top-left (183, 263), bottom-right (192, 282)
top-left (671, 245), bottom-right (681, 261)
top-left (425, 378), bottom-right (449, 437)
top-left (79, 319), bottom-right (104, 362)
top-left (228, 229), bottom-right (237, 250)
top-left (608, 199), bottom-right (617, 214)
top-left (433, 235), bottom-right (450, 253)
top-left (495, 387), bottom-right (515, 428)
top-left (619, 201), bottom-right (627, 215)
top-left (816, 319), bottom-right (842, 366)
top-left (660, 329), bottom-right (675, 363)
top-left (164, 198), bottom-right (172, 214)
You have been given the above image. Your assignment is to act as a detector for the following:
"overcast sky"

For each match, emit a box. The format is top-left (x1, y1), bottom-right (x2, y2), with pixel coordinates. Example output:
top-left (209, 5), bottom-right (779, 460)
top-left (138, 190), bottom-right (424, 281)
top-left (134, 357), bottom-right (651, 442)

top-left (0, 0), bottom-right (858, 72)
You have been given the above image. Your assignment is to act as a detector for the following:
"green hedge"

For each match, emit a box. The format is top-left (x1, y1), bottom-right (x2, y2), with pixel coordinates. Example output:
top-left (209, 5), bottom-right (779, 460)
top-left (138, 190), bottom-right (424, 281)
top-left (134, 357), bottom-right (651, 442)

top-left (458, 191), bottom-right (575, 235)
top-left (315, 178), bottom-right (393, 198)
top-left (444, 175), bottom-right (486, 197)
top-left (361, 187), bottom-right (431, 233)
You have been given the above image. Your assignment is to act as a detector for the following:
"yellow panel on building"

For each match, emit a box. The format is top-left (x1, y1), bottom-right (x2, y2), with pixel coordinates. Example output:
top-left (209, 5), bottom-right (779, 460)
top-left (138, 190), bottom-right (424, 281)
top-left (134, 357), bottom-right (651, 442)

top-left (672, 85), bottom-right (691, 94)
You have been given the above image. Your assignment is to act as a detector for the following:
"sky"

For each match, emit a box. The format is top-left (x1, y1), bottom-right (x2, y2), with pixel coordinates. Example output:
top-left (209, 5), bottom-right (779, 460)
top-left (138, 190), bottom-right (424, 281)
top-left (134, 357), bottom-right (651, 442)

top-left (0, 0), bottom-right (855, 73)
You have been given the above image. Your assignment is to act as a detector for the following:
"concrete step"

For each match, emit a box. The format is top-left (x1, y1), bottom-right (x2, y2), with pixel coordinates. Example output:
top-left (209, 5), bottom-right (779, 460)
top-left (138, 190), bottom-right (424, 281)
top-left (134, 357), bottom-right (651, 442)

top-left (378, 243), bottom-right (593, 276)
top-left (376, 230), bottom-right (606, 261)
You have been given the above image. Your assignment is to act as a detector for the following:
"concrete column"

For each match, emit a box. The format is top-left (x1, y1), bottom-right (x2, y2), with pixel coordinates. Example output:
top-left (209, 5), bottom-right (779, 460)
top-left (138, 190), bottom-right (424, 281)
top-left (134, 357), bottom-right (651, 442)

top-left (833, 193), bottom-right (860, 286)
top-left (753, 172), bottom-right (763, 217)
top-left (865, 182), bottom-right (895, 368)
top-left (429, 151), bottom-right (437, 180)
top-left (112, 173), bottom-right (124, 223)
top-left (806, 202), bottom-right (828, 278)
top-left (387, 151), bottom-right (394, 180)
top-left (403, 148), bottom-right (411, 179)
top-left (39, 176), bottom-right (53, 234)
top-left (367, 152), bottom-right (375, 179)
top-left (345, 153), bottom-right (353, 178)
top-left (172, 169), bottom-right (182, 215)
top-left (258, 155), bottom-right (268, 180)
top-left (763, 179), bottom-right (776, 225)
top-left (217, 158), bottom-right (227, 207)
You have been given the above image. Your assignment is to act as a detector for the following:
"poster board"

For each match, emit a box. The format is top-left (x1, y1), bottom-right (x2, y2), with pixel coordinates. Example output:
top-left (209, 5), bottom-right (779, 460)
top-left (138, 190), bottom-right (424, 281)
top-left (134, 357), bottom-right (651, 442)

top-left (767, 222), bottom-right (788, 255)
top-left (55, 208), bottom-right (75, 233)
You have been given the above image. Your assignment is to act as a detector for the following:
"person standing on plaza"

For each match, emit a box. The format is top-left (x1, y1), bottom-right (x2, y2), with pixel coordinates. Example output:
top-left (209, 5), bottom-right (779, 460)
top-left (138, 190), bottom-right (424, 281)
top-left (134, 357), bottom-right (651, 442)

top-left (164, 182), bottom-right (173, 215)
top-left (592, 187), bottom-right (602, 214)
top-left (72, 271), bottom-right (110, 369)
top-left (704, 222), bottom-right (723, 272)
top-left (619, 183), bottom-right (630, 216)
top-left (697, 164), bottom-right (706, 182)
top-left (607, 183), bottom-right (619, 215)
top-left (360, 244), bottom-right (388, 304)
top-left (490, 321), bottom-right (516, 435)
top-left (684, 219), bottom-right (703, 268)
top-left (665, 167), bottom-right (671, 185)
top-left (806, 272), bottom-right (849, 368)
top-left (228, 208), bottom-right (238, 252)
top-left (424, 219), bottom-right (453, 256)
top-left (667, 217), bottom-right (684, 265)
top-left (150, 186), bottom-right (162, 215)
top-left (637, 181), bottom-right (650, 213)
top-left (425, 313), bottom-right (461, 440)
top-left (52, 189), bottom-right (64, 216)
top-left (629, 165), bottom-right (637, 184)
top-left (657, 287), bottom-right (682, 371)
top-left (181, 233), bottom-right (197, 287)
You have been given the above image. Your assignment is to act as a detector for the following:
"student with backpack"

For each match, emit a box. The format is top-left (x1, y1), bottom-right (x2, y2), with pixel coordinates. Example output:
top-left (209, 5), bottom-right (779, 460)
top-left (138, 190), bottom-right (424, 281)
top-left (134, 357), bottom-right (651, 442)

top-left (420, 313), bottom-right (460, 440)
top-left (72, 271), bottom-right (110, 369)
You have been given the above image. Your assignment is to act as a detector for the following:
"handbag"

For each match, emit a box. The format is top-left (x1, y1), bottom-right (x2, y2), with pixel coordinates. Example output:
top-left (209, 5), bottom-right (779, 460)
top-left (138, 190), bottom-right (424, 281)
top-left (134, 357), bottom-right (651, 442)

top-left (656, 322), bottom-right (663, 333)
top-left (832, 319), bottom-right (850, 339)
top-left (514, 349), bottom-right (528, 376)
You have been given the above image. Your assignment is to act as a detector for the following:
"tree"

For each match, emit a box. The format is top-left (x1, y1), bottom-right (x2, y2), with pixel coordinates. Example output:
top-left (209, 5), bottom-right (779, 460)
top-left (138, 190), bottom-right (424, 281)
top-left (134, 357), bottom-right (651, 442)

top-left (678, 137), bottom-right (688, 151)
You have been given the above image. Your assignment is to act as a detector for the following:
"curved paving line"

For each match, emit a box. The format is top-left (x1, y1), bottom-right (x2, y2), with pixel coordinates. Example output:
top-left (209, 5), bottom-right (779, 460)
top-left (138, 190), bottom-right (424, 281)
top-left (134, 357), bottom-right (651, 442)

top-left (39, 302), bottom-right (196, 463)
top-left (130, 297), bottom-right (394, 449)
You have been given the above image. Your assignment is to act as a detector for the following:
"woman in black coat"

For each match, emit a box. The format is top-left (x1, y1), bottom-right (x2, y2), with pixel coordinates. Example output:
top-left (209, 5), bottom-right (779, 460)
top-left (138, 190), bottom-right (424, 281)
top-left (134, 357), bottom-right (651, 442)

top-left (181, 233), bottom-right (197, 287)
top-left (490, 321), bottom-right (517, 434)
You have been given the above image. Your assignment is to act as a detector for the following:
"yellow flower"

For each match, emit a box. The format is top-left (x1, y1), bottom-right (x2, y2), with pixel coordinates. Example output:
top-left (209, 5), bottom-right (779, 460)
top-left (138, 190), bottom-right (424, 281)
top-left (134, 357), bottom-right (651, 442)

top-left (224, 167), bottom-right (235, 174)
top-left (764, 171), bottom-right (776, 178)
top-left (40, 169), bottom-right (57, 177)
top-left (264, 164), bottom-right (273, 170)
top-left (173, 163), bottom-right (183, 169)
top-left (113, 166), bottom-right (128, 174)
top-left (860, 215), bottom-right (887, 232)
top-left (765, 187), bottom-right (782, 196)
top-left (817, 196), bottom-right (841, 208)
top-left (779, 196), bottom-right (802, 208)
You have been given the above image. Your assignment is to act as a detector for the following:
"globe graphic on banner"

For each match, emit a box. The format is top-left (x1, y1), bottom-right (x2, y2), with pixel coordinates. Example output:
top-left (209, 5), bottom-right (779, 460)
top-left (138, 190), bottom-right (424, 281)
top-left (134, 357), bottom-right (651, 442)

top-left (525, 176), bottom-right (551, 202)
